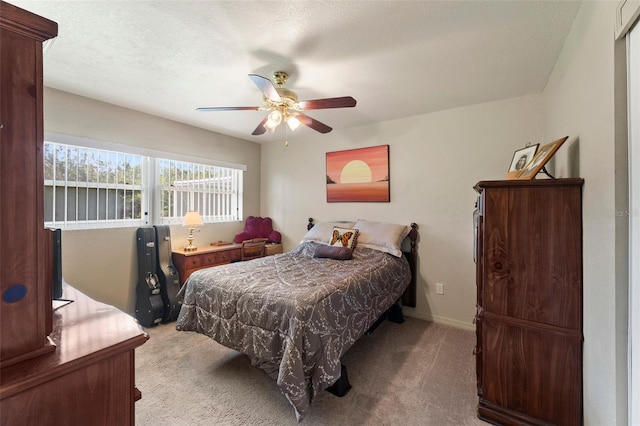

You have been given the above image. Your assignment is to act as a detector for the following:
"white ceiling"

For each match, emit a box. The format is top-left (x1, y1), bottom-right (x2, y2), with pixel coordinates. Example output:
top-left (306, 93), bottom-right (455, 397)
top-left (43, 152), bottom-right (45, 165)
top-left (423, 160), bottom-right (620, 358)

top-left (11, 0), bottom-right (581, 143)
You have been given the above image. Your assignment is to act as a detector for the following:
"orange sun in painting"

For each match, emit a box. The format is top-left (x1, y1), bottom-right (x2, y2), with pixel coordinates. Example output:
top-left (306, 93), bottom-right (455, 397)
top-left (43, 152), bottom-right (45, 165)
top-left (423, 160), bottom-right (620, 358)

top-left (341, 160), bottom-right (372, 183)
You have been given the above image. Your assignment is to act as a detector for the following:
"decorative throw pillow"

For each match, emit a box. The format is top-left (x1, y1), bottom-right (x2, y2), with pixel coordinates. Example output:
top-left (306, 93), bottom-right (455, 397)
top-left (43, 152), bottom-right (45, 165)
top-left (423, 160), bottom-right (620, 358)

top-left (329, 226), bottom-right (359, 249)
top-left (300, 221), bottom-right (355, 244)
top-left (314, 245), bottom-right (353, 260)
top-left (234, 216), bottom-right (282, 243)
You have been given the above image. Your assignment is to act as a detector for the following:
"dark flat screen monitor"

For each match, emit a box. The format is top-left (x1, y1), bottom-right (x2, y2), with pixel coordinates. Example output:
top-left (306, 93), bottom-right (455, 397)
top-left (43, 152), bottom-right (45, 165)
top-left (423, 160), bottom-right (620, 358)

top-left (51, 228), bottom-right (63, 299)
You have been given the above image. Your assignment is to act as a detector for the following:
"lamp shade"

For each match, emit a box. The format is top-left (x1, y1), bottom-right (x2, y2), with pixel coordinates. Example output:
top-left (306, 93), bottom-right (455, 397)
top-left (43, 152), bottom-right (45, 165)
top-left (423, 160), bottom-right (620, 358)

top-left (183, 211), bottom-right (204, 227)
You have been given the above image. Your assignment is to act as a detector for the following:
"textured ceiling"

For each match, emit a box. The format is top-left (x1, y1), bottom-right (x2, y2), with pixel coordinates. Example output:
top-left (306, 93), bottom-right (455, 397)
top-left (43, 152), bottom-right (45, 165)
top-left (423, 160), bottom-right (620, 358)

top-left (10, 0), bottom-right (581, 143)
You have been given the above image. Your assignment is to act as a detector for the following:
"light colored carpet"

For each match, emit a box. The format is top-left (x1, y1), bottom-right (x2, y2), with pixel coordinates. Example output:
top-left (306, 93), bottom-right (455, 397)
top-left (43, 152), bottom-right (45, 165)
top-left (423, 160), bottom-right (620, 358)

top-left (135, 317), bottom-right (486, 425)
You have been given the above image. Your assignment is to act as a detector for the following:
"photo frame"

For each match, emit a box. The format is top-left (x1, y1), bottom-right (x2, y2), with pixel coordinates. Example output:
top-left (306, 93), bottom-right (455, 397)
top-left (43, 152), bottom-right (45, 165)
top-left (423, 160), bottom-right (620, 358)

top-left (326, 145), bottom-right (390, 202)
top-left (506, 143), bottom-right (539, 179)
top-left (516, 136), bottom-right (568, 180)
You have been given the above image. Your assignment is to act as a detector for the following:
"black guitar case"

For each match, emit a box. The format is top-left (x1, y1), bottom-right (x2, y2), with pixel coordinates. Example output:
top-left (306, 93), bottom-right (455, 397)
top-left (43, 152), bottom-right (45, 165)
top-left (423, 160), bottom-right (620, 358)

top-left (135, 227), bottom-right (164, 327)
top-left (154, 225), bottom-right (181, 322)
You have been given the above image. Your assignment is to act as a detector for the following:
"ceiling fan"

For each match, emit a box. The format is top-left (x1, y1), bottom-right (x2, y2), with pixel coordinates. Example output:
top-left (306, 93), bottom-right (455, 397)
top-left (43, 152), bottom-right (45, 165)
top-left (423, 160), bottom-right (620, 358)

top-left (196, 71), bottom-right (357, 137)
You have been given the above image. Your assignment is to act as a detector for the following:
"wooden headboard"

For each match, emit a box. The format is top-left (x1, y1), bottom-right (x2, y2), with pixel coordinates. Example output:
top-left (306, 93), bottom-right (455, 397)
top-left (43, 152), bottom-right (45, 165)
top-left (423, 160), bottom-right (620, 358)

top-left (306, 218), bottom-right (418, 308)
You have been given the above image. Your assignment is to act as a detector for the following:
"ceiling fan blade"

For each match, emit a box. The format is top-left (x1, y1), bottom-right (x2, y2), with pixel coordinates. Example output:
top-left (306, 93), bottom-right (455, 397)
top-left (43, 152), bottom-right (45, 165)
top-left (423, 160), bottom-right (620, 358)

top-left (251, 116), bottom-right (269, 136)
top-left (297, 96), bottom-right (357, 110)
top-left (196, 106), bottom-right (260, 112)
top-left (297, 113), bottom-right (333, 134)
top-left (248, 74), bottom-right (282, 103)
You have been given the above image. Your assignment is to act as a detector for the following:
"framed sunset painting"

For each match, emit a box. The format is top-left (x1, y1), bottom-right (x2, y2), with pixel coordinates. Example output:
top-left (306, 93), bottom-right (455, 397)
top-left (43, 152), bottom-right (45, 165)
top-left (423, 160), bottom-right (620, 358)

top-left (326, 145), bottom-right (390, 202)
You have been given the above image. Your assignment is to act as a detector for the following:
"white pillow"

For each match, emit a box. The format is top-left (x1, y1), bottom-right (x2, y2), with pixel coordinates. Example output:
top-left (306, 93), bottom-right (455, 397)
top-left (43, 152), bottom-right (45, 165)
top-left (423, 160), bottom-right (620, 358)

top-left (301, 221), bottom-right (355, 244)
top-left (353, 219), bottom-right (411, 257)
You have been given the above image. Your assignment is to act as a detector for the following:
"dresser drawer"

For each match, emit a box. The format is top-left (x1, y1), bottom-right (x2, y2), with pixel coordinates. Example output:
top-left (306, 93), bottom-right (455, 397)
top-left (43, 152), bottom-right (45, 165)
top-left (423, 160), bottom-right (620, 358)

top-left (229, 248), bottom-right (241, 262)
top-left (217, 250), bottom-right (230, 263)
top-left (202, 253), bottom-right (219, 266)
top-left (202, 251), bottom-right (232, 266)
top-left (186, 256), bottom-right (202, 268)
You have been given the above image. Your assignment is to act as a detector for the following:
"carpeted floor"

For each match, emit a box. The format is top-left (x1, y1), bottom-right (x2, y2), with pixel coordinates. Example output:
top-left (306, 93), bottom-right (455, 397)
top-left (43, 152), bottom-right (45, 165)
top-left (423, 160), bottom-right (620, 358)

top-left (135, 317), bottom-right (486, 425)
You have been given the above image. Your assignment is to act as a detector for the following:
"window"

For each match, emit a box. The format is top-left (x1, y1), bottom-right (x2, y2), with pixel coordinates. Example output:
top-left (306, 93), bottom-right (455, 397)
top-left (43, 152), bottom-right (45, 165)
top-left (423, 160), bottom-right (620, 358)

top-left (44, 142), bottom-right (147, 229)
top-left (44, 140), bottom-right (244, 230)
top-left (156, 159), bottom-right (243, 225)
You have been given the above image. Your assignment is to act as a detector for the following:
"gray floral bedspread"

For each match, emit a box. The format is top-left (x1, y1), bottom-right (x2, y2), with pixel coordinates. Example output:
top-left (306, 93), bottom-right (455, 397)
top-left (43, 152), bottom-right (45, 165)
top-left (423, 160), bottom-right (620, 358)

top-left (175, 241), bottom-right (410, 420)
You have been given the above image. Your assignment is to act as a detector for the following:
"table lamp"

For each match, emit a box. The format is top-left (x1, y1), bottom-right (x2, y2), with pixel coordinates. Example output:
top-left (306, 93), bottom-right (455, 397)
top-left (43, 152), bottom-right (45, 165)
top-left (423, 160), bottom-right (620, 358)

top-left (183, 211), bottom-right (204, 251)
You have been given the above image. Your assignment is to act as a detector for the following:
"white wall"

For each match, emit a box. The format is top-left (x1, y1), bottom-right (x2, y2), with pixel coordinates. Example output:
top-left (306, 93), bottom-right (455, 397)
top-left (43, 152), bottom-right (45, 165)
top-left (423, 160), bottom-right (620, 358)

top-left (542, 2), bottom-right (626, 424)
top-left (261, 94), bottom-right (543, 328)
top-left (44, 88), bottom-right (262, 313)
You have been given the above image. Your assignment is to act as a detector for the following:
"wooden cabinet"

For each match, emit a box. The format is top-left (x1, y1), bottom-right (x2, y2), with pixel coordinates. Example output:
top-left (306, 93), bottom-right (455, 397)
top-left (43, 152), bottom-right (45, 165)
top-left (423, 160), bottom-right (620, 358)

top-left (172, 243), bottom-right (284, 284)
top-left (474, 179), bottom-right (583, 426)
top-left (1, 0), bottom-right (58, 367)
top-left (173, 244), bottom-right (243, 284)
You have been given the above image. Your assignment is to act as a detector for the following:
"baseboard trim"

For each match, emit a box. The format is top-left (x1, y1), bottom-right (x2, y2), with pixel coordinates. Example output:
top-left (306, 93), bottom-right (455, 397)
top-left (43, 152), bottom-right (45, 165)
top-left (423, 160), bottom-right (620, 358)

top-left (402, 309), bottom-right (475, 331)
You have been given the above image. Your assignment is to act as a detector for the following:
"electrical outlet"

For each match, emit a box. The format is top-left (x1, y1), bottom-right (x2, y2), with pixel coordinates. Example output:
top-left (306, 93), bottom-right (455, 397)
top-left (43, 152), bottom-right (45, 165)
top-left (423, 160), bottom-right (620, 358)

top-left (436, 283), bottom-right (444, 295)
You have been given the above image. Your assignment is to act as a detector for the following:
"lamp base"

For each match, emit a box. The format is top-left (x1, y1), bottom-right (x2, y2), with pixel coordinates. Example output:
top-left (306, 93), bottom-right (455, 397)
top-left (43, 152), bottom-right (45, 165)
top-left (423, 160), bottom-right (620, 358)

top-left (185, 228), bottom-right (197, 251)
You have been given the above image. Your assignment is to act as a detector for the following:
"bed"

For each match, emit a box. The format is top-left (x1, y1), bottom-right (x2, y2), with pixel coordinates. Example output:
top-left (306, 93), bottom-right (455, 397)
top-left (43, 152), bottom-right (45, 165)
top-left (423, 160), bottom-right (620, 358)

top-left (175, 218), bottom-right (418, 420)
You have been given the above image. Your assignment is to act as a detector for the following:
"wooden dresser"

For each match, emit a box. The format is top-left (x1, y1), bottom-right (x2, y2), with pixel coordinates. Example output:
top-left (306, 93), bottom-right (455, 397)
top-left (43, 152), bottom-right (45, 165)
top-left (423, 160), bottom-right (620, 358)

top-left (173, 244), bottom-right (242, 284)
top-left (473, 179), bottom-right (583, 426)
top-left (173, 243), bottom-right (284, 284)
top-left (1, 285), bottom-right (149, 425)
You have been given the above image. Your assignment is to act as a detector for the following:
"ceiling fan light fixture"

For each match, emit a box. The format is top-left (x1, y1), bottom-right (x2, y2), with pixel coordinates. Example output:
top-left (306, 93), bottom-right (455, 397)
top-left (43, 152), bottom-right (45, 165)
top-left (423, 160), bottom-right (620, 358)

top-left (286, 115), bottom-right (301, 131)
top-left (267, 110), bottom-right (282, 125)
top-left (264, 109), bottom-right (283, 133)
top-left (264, 120), bottom-right (278, 133)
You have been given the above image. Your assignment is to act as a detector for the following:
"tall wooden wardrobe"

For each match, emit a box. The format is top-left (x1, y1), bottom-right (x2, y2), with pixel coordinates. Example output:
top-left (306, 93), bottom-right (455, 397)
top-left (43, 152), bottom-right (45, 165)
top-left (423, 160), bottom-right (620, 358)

top-left (473, 179), bottom-right (583, 426)
top-left (1, 0), bottom-right (58, 367)
top-left (1, 2), bottom-right (148, 424)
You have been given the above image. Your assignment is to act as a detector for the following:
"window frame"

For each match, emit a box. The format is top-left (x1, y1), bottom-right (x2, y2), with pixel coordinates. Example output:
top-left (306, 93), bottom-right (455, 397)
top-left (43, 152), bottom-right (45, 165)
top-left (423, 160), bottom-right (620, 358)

top-left (43, 133), bottom-right (246, 230)
top-left (154, 157), bottom-right (244, 225)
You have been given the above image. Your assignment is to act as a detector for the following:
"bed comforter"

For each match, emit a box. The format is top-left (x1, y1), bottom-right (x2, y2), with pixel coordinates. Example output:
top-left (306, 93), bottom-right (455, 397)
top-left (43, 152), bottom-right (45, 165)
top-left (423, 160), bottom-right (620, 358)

top-left (175, 241), bottom-right (411, 420)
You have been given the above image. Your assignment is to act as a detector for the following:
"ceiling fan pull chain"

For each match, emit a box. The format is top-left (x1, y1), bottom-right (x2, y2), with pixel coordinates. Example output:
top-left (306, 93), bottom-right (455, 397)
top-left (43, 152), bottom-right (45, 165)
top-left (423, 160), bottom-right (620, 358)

top-left (284, 125), bottom-right (289, 147)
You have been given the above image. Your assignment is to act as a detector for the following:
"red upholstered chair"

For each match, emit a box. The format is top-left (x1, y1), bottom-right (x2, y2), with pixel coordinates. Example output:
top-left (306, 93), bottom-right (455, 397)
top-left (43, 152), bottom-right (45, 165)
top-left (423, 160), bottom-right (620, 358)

top-left (234, 216), bottom-right (282, 244)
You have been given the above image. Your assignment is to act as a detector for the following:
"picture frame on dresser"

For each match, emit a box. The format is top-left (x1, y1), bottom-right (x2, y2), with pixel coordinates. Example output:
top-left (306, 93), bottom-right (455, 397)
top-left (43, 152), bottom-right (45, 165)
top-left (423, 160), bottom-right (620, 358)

top-left (516, 136), bottom-right (568, 180)
top-left (506, 143), bottom-right (538, 179)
